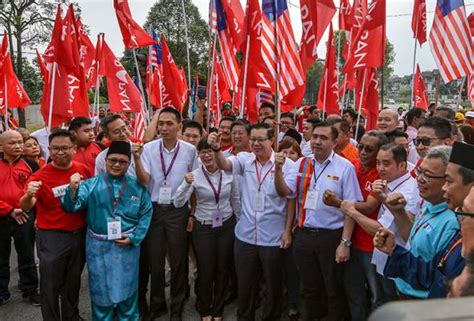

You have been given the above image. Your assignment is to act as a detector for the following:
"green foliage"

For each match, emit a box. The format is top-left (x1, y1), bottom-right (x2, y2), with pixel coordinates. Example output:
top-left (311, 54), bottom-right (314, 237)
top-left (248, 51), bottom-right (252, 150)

top-left (303, 60), bottom-right (324, 105)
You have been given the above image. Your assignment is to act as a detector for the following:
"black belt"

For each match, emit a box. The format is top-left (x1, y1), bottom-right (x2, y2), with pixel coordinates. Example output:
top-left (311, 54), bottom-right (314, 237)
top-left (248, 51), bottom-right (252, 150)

top-left (38, 228), bottom-right (85, 235)
top-left (298, 226), bottom-right (342, 233)
top-left (152, 202), bottom-right (177, 209)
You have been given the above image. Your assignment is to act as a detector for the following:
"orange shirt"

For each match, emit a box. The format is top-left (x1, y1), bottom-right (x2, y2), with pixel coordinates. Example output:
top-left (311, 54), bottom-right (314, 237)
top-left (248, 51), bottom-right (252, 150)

top-left (73, 143), bottom-right (103, 176)
top-left (341, 143), bottom-right (360, 168)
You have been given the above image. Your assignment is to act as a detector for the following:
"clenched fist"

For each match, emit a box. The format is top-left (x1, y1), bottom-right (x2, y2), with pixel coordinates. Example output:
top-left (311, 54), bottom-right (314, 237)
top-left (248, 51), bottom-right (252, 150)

top-left (70, 173), bottom-right (83, 192)
top-left (274, 152), bottom-right (286, 171)
top-left (27, 181), bottom-right (42, 197)
top-left (132, 143), bottom-right (143, 158)
top-left (385, 193), bottom-right (407, 214)
top-left (323, 190), bottom-right (341, 208)
top-left (372, 179), bottom-right (388, 202)
top-left (184, 172), bottom-right (195, 185)
top-left (207, 132), bottom-right (221, 151)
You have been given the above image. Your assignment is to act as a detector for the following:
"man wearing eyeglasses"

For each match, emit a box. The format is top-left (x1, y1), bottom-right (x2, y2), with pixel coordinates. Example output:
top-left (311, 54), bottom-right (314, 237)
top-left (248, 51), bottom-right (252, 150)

top-left (373, 142), bottom-right (474, 298)
top-left (61, 141), bottom-right (152, 320)
top-left (19, 129), bottom-right (92, 321)
top-left (413, 117), bottom-right (453, 160)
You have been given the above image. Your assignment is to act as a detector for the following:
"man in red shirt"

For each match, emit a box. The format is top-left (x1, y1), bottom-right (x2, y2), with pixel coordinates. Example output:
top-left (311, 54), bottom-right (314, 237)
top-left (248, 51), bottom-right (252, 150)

top-left (69, 117), bottom-right (103, 175)
top-left (20, 129), bottom-right (91, 321)
top-left (0, 130), bottom-right (40, 306)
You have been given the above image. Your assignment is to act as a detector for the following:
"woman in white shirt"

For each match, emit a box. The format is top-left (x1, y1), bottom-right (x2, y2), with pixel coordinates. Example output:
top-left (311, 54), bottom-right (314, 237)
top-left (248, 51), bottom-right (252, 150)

top-left (174, 138), bottom-right (240, 321)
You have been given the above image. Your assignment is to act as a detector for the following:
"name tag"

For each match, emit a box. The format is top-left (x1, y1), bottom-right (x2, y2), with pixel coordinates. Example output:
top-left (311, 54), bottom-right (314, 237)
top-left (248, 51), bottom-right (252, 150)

top-left (254, 191), bottom-right (265, 212)
top-left (107, 217), bottom-right (122, 240)
top-left (158, 186), bottom-right (172, 204)
top-left (212, 209), bottom-right (224, 228)
top-left (304, 190), bottom-right (318, 210)
top-left (52, 184), bottom-right (69, 198)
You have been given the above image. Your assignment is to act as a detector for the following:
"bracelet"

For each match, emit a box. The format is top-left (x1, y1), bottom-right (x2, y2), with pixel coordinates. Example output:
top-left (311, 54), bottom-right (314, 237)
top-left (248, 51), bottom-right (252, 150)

top-left (211, 146), bottom-right (221, 152)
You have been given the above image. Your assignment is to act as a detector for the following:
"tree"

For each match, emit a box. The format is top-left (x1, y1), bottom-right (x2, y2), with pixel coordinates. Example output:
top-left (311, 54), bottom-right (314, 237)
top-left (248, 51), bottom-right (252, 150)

top-left (303, 60), bottom-right (324, 105)
top-left (143, 0), bottom-right (210, 82)
top-left (24, 58), bottom-right (42, 104)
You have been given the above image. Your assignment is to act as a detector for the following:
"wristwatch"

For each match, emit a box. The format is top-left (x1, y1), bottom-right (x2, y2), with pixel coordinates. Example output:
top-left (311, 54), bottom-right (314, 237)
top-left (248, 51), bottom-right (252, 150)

top-left (341, 238), bottom-right (352, 247)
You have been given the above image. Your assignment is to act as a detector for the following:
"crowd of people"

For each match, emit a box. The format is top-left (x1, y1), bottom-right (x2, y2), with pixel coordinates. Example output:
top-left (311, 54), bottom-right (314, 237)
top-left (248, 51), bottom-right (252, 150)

top-left (0, 95), bottom-right (474, 321)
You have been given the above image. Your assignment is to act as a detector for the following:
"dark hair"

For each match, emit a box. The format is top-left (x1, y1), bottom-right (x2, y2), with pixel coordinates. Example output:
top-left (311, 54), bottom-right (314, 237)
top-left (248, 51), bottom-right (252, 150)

top-left (306, 118), bottom-right (321, 129)
top-left (182, 120), bottom-right (203, 136)
top-left (343, 108), bottom-right (356, 120)
top-left (231, 120), bottom-right (250, 134)
top-left (159, 106), bottom-right (182, 123)
top-left (458, 166), bottom-right (474, 185)
top-left (309, 105), bottom-right (319, 114)
top-left (418, 117), bottom-right (452, 139)
top-left (96, 131), bottom-right (106, 142)
top-left (329, 119), bottom-right (351, 133)
top-left (379, 143), bottom-right (407, 164)
top-left (435, 106), bottom-right (456, 121)
top-left (219, 116), bottom-right (236, 125)
top-left (364, 130), bottom-right (389, 147)
top-left (385, 129), bottom-right (408, 143)
top-left (68, 117), bottom-right (92, 132)
top-left (405, 108), bottom-right (426, 125)
top-left (259, 103), bottom-right (275, 113)
top-left (249, 123), bottom-right (274, 140)
top-left (100, 114), bottom-right (123, 132)
top-left (313, 121), bottom-right (338, 140)
top-left (24, 135), bottom-right (39, 144)
top-left (197, 138), bottom-right (213, 152)
top-left (281, 112), bottom-right (295, 124)
top-left (278, 138), bottom-right (303, 157)
top-left (48, 129), bottom-right (76, 144)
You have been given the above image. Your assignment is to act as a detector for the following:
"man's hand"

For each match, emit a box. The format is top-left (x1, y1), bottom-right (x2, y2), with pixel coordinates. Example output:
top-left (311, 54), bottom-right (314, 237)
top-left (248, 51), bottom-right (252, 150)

top-left (186, 216), bottom-right (194, 232)
top-left (335, 243), bottom-right (350, 263)
top-left (207, 132), bottom-right (221, 150)
top-left (10, 208), bottom-right (29, 225)
top-left (373, 227), bottom-right (396, 255)
top-left (184, 173), bottom-right (195, 185)
top-left (115, 235), bottom-right (132, 247)
top-left (340, 200), bottom-right (357, 217)
top-left (280, 230), bottom-right (292, 249)
top-left (26, 181), bottom-right (42, 197)
top-left (385, 193), bottom-right (407, 214)
top-left (323, 190), bottom-right (342, 208)
top-left (274, 152), bottom-right (286, 171)
top-left (70, 173), bottom-right (83, 193)
top-left (372, 179), bottom-right (388, 202)
top-left (132, 143), bottom-right (143, 158)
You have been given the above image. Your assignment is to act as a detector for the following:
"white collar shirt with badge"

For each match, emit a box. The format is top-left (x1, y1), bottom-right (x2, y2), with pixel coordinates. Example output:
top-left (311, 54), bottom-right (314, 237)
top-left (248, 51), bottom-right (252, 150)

top-left (284, 152), bottom-right (363, 229)
top-left (372, 172), bottom-right (421, 274)
top-left (230, 151), bottom-right (294, 247)
top-left (140, 138), bottom-right (199, 203)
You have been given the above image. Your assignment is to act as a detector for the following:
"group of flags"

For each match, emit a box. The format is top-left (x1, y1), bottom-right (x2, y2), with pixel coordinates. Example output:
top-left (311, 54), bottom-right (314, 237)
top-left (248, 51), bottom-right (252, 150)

top-left (1, 0), bottom-right (474, 133)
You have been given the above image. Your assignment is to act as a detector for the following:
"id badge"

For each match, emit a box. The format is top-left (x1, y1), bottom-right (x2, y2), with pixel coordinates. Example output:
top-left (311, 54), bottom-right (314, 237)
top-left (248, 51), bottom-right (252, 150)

top-left (158, 186), bottom-right (172, 204)
top-left (107, 217), bottom-right (122, 240)
top-left (254, 191), bottom-right (265, 212)
top-left (212, 209), bottom-right (224, 228)
top-left (304, 190), bottom-right (318, 210)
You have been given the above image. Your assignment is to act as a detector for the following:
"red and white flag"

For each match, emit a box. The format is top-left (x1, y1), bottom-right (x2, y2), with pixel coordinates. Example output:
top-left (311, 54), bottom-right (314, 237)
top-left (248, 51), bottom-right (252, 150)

top-left (355, 68), bottom-right (379, 130)
top-left (317, 23), bottom-right (339, 115)
top-left (411, 0), bottom-right (427, 45)
top-left (114, 0), bottom-right (156, 49)
top-left (338, 0), bottom-right (352, 31)
top-left (413, 64), bottom-right (429, 109)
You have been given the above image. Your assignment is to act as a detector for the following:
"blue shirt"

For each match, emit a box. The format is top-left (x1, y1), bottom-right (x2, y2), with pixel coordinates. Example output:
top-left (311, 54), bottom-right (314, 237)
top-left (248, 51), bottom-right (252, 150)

top-left (395, 201), bottom-right (459, 298)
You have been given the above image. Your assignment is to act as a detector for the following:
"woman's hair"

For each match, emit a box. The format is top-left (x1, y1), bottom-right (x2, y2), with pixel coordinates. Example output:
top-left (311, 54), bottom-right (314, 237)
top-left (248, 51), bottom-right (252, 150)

top-left (197, 138), bottom-right (213, 152)
top-left (278, 137), bottom-right (302, 158)
top-left (23, 136), bottom-right (43, 156)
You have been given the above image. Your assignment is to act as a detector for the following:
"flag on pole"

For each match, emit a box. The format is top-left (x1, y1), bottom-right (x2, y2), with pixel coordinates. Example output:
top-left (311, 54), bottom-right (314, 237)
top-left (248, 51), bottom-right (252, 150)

top-left (429, 0), bottom-right (473, 83)
top-left (76, 16), bottom-right (96, 78)
top-left (413, 64), bottom-right (429, 109)
top-left (299, 0), bottom-right (336, 69)
top-left (339, 0), bottom-right (352, 31)
top-left (411, 0), bottom-right (427, 45)
top-left (114, 0), bottom-right (156, 49)
top-left (355, 68), bottom-right (379, 130)
top-left (317, 23), bottom-right (339, 115)
top-left (261, 0), bottom-right (305, 104)
top-left (146, 27), bottom-right (163, 108)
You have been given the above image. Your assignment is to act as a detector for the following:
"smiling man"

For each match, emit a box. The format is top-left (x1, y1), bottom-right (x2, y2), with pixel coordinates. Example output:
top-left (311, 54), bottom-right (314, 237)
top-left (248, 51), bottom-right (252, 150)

top-left (376, 109), bottom-right (399, 133)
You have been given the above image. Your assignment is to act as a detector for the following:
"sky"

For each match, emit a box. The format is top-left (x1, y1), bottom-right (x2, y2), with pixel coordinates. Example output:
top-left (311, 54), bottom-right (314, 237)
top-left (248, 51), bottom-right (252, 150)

top-left (50, 0), bottom-right (474, 77)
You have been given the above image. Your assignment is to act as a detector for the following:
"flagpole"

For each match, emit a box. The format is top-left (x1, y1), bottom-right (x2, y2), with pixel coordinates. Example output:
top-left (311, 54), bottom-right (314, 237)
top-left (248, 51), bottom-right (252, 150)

top-left (336, 30), bottom-right (342, 113)
top-left (240, 36), bottom-right (250, 118)
top-left (410, 19), bottom-right (419, 109)
top-left (322, 69), bottom-right (328, 121)
top-left (132, 48), bottom-right (150, 124)
top-left (48, 63), bottom-right (58, 130)
top-left (456, 76), bottom-right (467, 110)
top-left (181, 0), bottom-right (192, 88)
top-left (4, 76), bottom-right (9, 130)
top-left (274, 0), bottom-right (281, 151)
top-left (207, 32), bottom-right (218, 132)
top-left (354, 69), bottom-right (367, 140)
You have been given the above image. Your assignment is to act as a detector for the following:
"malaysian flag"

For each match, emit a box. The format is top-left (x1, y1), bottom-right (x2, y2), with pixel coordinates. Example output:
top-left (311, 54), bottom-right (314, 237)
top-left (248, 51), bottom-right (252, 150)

top-left (210, 0), bottom-right (240, 90)
top-left (429, 0), bottom-right (473, 83)
top-left (133, 75), bottom-right (147, 140)
top-left (261, 0), bottom-right (305, 100)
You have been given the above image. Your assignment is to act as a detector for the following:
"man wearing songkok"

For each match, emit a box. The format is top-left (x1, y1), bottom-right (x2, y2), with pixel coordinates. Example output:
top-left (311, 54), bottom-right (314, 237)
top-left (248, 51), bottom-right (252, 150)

top-left (62, 141), bottom-right (152, 320)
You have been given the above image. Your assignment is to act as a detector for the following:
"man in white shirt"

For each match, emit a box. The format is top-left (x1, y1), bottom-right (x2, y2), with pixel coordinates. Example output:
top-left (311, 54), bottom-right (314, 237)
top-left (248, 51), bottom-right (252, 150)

top-left (208, 123), bottom-right (294, 321)
top-left (274, 121), bottom-right (363, 320)
top-left (133, 107), bottom-right (198, 321)
top-left (300, 118), bottom-right (320, 157)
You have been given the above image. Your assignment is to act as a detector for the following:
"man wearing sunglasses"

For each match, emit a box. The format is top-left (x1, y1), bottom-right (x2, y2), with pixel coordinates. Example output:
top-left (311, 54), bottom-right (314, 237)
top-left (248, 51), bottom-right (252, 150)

top-left (374, 142), bottom-right (474, 298)
top-left (61, 141), bottom-right (152, 320)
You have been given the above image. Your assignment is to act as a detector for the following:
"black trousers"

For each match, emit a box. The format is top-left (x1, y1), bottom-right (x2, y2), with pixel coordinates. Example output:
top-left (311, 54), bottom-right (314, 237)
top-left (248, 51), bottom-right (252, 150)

top-left (36, 229), bottom-right (85, 321)
top-left (234, 238), bottom-right (283, 321)
top-left (192, 216), bottom-right (236, 317)
top-left (140, 204), bottom-right (189, 321)
top-left (0, 213), bottom-right (38, 298)
top-left (293, 227), bottom-right (347, 321)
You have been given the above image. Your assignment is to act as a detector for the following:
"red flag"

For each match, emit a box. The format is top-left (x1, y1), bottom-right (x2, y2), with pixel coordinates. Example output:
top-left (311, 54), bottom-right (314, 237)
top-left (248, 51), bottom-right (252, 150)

top-left (468, 73), bottom-right (474, 101)
top-left (35, 49), bottom-right (48, 80)
top-left (317, 23), bottom-right (339, 115)
top-left (76, 17), bottom-right (95, 78)
top-left (99, 36), bottom-right (143, 113)
top-left (413, 65), bottom-right (429, 109)
top-left (221, 0), bottom-right (245, 49)
top-left (339, 0), bottom-right (352, 31)
top-left (411, 0), bottom-right (427, 45)
top-left (209, 54), bottom-right (232, 115)
top-left (87, 34), bottom-right (103, 89)
top-left (343, 0), bottom-right (386, 73)
top-left (355, 68), bottom-right (378, 130)
top-left (0, 32), bottom-right (31, 114)
top-left (113, 0), bottom-right (156, 49)
top-left (469, 12), bottom-right (474, 35)
top-left (161, 36), bottom-right (187, 110)
top-left (299, 0), bottom-right (336, 69)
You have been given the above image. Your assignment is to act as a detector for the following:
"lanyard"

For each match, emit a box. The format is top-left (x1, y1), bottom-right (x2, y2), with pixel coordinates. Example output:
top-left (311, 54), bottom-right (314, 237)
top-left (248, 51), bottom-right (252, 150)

top-left (160, 141), bottom-right (180, 183)
top-left (255, 160), bottom-right (274, 192)
top-left (103, 175), bottom-right (127, 216)
top-left (388, 176), bottom-right (411, 193)
top-left (202, 166), bottom-right (223, 205)
top-left (437, 238), bottom-right (462, 268)
top-left (312, 160), bottom-right (331, 189)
